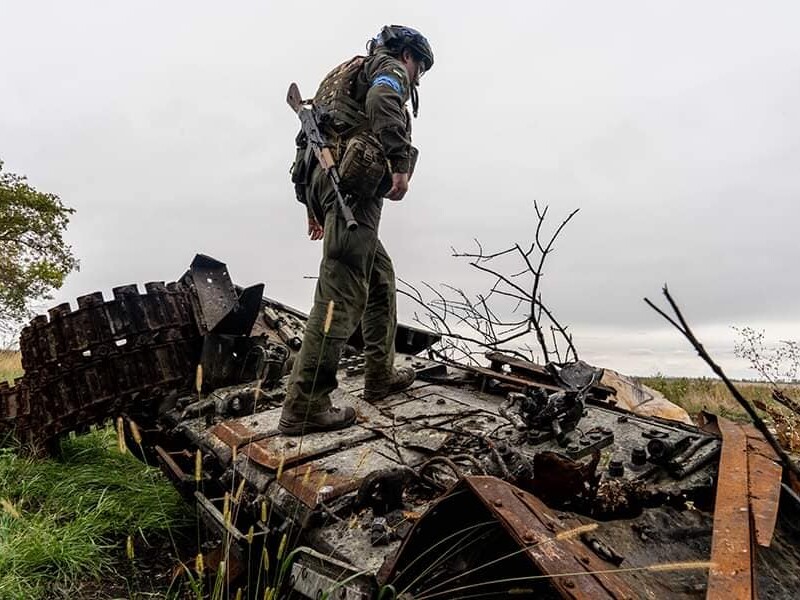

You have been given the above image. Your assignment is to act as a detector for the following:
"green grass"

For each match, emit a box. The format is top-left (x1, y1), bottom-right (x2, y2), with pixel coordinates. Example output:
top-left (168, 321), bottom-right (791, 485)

top-left (0, 427), bottom-right (190, 600)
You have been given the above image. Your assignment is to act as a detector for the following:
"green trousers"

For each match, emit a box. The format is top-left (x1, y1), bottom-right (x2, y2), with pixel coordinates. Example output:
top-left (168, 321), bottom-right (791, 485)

top-left (282, 167), bottom-right (397, 416)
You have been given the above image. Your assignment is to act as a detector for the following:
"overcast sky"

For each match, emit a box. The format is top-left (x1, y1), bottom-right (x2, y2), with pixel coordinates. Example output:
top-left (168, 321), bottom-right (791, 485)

top-left (2, 1), bottom-right (799, 378)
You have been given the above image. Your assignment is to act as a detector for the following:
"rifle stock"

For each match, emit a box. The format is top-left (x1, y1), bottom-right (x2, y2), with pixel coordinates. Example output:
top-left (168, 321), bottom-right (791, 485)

top-left (286, 82), bottom-right (358, 231)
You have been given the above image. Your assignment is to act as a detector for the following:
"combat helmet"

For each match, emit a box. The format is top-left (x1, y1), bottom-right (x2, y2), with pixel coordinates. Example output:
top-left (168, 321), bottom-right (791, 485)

top-left (368, 25), bottom-right (434, 73)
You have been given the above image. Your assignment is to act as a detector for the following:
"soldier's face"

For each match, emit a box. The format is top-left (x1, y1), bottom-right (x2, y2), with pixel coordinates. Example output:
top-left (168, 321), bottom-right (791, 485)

top-left (401, 51), bottom-right (424, 85)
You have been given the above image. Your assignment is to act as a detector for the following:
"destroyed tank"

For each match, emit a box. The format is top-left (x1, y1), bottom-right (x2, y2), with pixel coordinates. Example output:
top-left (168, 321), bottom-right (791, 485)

top-left (2, 255), bottom-right (799, 599)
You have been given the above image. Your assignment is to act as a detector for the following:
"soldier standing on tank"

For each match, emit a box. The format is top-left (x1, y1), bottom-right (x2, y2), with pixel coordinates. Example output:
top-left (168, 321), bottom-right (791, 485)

top-left (279, 25), bottom-right (434, 435)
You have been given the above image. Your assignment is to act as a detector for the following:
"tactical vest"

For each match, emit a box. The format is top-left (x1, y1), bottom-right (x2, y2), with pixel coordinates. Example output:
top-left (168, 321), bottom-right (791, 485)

top-left (312, 56), bottom-right (369, 140)
top-left (293, 55), bottom-right (415, 201)
top-left (309, 56), bottom-right (390, 198)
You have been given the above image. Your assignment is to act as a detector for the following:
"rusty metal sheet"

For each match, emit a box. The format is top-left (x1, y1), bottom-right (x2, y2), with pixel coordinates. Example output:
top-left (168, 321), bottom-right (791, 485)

top-left (743, 425), bottom-right (782, 548)
top-left (242, 424), bottom-right (375, 471)
top-left (707, 417), bottom-right (753, 600)
top-left (278, 439), bottom-right (422, 507)
top-left (155, 445), bottom-right (193, 483)
top-left (465, 476), bottom-right (636, 600)
top-left (210, 419), bottom-right (269, 448)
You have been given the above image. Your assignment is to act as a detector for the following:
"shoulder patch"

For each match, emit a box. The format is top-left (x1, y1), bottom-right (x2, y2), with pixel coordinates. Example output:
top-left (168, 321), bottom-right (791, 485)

top-left (371, 74), bottom-right (404, 95)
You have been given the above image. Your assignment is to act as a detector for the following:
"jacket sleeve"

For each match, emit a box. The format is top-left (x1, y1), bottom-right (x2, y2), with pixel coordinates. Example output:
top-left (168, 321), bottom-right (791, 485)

top-left (364, 57), bottom-right (413, 173)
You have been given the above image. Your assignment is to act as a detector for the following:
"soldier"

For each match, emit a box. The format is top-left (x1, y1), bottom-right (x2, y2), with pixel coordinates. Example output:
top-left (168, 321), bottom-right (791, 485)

top-left (279, 25), bottom-right (434, 435)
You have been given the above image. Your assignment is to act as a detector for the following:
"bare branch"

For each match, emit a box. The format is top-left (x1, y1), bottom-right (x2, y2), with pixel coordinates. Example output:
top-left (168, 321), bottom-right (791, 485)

top-left (645, 287), bottom-right (800, 479)
top-left (400, 203), bottom-right (580, 366)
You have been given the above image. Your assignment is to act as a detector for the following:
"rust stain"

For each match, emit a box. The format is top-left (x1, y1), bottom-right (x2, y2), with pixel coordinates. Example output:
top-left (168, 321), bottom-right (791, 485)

top-left (743, 425), bottom-right (782, 548)
top-left (465, 476), bottom-right (636, 600)
top-left (707, 417), bottom-right (753, 600)
top-left (154, 445), bottom-right (191, 482)
top-left (240, 437), bottom-right (328, 471)
top-left (210, 420), bottom-right (261, 448)
top-left (240, 428), bottom-right (374, 471)
top-left (240, 439), bottom-right (288, 470)
top-left (790, 471), bottom-right (800, 496)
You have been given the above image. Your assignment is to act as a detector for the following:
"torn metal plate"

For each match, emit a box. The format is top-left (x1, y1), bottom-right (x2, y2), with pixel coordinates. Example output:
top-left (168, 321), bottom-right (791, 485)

top-left (184, 254), bottom-right (238, 334)
top-left (707, 417), bottom-right (753, 600)
top-left (744, 425), bottom-right (782, 548)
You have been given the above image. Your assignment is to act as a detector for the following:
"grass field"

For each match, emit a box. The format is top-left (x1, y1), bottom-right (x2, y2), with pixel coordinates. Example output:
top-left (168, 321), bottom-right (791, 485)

top-left (638, 374), bottom-right (800, 451)
top-left (637, 374), bottom-right (778, 422)
top-left (0, 351), bottom-right (22, 384)
top-left (0, 427), bottom-right (191, 600)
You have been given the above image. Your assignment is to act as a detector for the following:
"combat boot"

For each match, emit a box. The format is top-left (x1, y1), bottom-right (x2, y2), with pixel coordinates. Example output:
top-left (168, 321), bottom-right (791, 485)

top-left (278, 405), bottom-right (357, 436)
top-left (363, 366), bottom-right (416, 403)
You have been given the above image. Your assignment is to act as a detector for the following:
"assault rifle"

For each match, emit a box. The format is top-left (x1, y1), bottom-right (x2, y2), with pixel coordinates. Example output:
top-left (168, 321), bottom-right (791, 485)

top-left (286, 82), bottom-right (358, 231)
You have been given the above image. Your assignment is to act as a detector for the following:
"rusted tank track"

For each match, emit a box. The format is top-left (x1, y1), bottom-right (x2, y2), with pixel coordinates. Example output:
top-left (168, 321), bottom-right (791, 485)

top-left (1, 281), bottom-right (201, 449)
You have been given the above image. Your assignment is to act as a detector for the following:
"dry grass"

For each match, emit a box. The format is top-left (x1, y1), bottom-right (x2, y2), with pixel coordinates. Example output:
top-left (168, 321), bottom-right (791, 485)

top-left (637, 374), bottom-right (800, 428)
top-left (0, 350), bottom-right (23, 384)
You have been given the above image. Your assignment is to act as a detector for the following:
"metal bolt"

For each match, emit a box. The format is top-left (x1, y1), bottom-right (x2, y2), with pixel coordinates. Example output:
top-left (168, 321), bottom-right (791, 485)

top-left (563, 578), bottom-right (575, 589)
top-left (631, 447), bottom-right (647, 466)
top-left (608, 459), bottom-right (625, 477)
top-left (523, 531), bottom-right (535, 543)
top-left (493, 499), bottom-right (503, 507)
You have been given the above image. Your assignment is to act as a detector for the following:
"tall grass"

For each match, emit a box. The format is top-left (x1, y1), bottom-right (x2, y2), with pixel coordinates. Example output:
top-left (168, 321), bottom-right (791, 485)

top-left (0, 427), bottom-right (190, 599)
top-left (638, 374), bottom-right (782, 422)
top-left (0, 351), bottom-right (22, 384)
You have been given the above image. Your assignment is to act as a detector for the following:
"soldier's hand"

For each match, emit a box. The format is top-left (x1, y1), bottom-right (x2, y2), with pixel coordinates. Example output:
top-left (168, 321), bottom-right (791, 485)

top-left (307, 216), bottom-right (324, 240)
top-left (386, 173), bottom-right (409, 201)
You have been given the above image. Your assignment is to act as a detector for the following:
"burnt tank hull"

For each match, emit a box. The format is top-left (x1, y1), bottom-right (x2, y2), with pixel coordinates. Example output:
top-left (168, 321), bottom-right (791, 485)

top-left (3, 255), bottom-right (798, 600)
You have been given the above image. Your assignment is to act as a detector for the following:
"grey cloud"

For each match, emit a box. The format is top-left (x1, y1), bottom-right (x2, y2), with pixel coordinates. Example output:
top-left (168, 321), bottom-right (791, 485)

top-left (2, 1), bottom-right (799, 376)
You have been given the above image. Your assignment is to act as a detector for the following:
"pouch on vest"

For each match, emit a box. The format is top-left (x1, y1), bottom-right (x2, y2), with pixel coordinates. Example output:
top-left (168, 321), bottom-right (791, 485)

top-left (338, 132), bottom-right (388, 198)
top-left (376, 145), bottom-right (419, 198)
